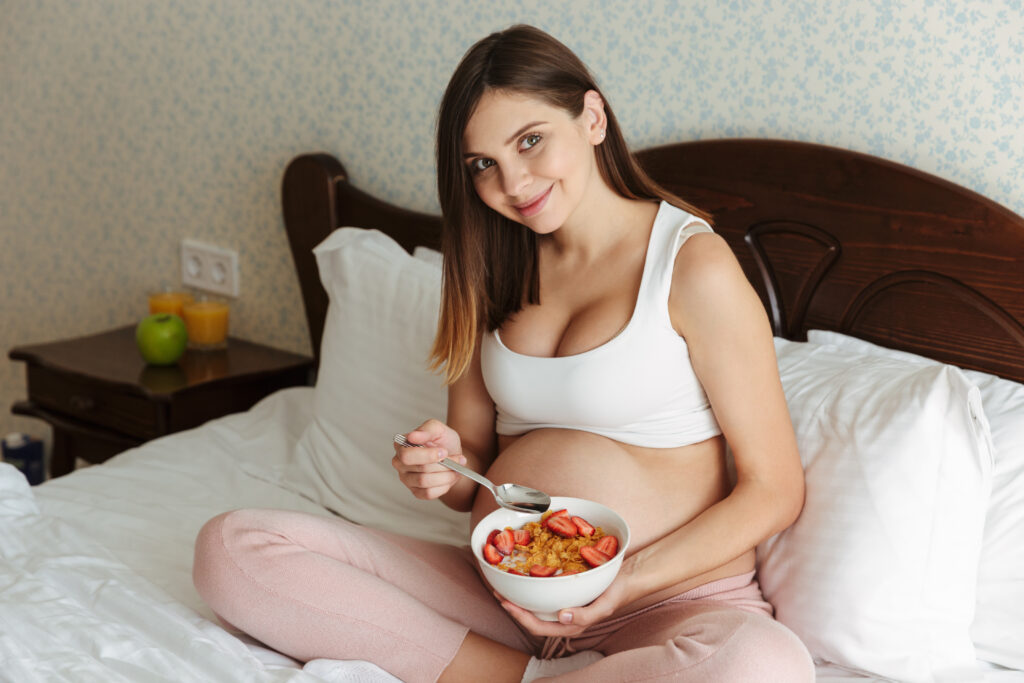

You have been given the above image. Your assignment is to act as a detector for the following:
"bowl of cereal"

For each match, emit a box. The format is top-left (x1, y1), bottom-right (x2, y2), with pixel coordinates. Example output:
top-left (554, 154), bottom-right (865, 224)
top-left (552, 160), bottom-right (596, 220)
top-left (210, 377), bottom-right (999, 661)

top-left (471, 496), bottom-right (631, 621)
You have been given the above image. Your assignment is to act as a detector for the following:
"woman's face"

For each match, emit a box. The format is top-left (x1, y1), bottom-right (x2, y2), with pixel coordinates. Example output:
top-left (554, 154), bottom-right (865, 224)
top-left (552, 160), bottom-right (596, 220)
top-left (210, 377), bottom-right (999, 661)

top-left (461, 89), bottom-right (606, 235)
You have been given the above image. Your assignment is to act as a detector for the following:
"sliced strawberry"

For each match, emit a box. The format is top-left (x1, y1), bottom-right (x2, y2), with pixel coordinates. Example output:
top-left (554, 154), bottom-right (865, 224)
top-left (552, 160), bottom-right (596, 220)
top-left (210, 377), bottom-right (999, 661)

top-left (494, 529), bottom-right (516, 556)
top-left (594, 535), bottom-right (619, 557)
top-left (546, 514), bottom-right (578, 538)
top-left (560, 568), bottom-right (583, 575)
top-left (486, 529), bottom-right (500, 546)
top-left (529, 564), bottom-right (558, 577)
top-left (507, 568), bottom-right (528, 576)
top-left (513, 529), bottom-right (531, 546)
top-left (580, 546), bottom-right (612, 568)
top-left (572, 516), bottom-right (596, 536)
top-left (542, 509), bottom-right (569, 528)
top-left (483, 543), bottom-right (502, 565)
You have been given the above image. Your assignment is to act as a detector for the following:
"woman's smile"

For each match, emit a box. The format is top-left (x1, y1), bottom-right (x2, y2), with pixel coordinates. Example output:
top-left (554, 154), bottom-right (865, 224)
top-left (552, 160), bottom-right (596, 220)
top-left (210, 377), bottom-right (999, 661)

top-left (513, 186), bottom-right (553, 218)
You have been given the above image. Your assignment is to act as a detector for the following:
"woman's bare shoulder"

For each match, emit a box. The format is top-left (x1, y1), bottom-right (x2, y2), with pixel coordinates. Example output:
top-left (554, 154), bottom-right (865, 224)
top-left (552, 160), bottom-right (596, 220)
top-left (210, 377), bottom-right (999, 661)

top-left (668, 228), bottom-right (764, 335)
top-left (672, 228), bottom-right (744, 292)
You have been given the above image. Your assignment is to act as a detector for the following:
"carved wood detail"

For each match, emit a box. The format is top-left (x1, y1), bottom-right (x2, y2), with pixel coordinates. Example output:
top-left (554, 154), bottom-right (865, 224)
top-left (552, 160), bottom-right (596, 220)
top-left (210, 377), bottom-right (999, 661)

top-left (744, 221), bottom-right (841, 338)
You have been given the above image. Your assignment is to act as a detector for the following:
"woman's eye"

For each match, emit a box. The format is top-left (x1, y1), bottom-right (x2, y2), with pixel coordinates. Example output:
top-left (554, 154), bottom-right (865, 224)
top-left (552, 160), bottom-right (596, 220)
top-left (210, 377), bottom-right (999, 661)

top-left (470, 158), bottom-right (495, 174)
top-left (521, 134), bottom-right (542, 150)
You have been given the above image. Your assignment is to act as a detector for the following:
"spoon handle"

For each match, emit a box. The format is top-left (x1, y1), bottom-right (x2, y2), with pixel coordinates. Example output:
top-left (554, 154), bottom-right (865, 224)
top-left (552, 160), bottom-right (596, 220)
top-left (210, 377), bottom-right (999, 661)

top-left (438, 457), bottom-right (497, 494)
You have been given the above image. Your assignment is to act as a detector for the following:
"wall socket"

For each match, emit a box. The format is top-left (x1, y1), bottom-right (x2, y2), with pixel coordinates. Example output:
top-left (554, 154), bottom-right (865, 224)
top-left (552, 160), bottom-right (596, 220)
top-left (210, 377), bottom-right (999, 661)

top-left (180, 239), bottom-right (239, 297)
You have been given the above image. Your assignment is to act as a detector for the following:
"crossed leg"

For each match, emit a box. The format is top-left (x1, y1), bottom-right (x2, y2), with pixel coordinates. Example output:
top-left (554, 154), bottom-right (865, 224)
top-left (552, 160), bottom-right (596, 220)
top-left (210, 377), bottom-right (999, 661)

top-left (193, 508), bottom-right (813, 683)
top-left (550, 598), bottom-right (815, 682)
top-left (192, 508), bottom-right (537, 683)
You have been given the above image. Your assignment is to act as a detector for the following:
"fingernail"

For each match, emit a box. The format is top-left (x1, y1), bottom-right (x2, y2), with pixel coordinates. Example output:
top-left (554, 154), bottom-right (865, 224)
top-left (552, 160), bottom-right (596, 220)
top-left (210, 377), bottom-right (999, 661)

top-left (559, 611), bottom-right (573, 624)
top-left (437, 449), bottom-right (447, 461)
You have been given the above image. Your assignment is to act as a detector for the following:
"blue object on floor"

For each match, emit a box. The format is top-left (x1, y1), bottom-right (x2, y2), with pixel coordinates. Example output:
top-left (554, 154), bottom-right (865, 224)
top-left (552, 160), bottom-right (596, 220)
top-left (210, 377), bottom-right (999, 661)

top-left (2, 433), bottom-right (45, 485)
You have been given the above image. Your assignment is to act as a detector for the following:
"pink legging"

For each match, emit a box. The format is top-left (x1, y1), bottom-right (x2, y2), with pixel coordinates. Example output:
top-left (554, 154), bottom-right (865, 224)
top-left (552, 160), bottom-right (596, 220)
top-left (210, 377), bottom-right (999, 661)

top-left (193, 508), bottom-right (814, 683)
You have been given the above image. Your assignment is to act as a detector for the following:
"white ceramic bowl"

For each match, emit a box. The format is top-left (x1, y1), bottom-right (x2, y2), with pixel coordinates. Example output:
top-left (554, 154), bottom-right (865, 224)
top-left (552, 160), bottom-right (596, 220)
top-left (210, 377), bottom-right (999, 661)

top-left (471, 496), bottom-right (631, 621)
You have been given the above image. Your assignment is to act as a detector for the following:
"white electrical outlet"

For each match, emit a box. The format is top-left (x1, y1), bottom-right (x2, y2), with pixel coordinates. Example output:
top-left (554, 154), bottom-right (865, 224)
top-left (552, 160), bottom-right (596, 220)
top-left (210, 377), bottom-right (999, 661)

top-left (180, 239), bottom-right (240, 297)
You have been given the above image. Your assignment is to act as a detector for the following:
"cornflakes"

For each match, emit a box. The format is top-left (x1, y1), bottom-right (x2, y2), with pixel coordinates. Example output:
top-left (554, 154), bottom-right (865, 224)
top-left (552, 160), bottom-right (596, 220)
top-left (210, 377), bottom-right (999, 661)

top-left (482, 509), bottom-right (620, 577)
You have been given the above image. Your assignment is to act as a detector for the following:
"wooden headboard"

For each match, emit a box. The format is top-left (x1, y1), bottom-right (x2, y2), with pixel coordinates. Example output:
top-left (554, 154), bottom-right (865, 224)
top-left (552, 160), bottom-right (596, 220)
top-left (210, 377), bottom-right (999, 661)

top-left (282, 139), bottom-right (1024, 384)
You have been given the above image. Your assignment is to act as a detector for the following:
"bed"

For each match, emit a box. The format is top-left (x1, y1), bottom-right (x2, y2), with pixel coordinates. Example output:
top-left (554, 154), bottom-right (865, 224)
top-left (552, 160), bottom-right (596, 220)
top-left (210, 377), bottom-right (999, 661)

top-left (3, 139), bottom-right (1023, 683)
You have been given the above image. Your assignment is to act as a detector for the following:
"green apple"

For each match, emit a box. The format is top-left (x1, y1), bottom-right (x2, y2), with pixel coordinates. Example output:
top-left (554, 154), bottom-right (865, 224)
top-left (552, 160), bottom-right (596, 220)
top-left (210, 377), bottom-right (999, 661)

top-left (135, 313), bottom-right (188, 365)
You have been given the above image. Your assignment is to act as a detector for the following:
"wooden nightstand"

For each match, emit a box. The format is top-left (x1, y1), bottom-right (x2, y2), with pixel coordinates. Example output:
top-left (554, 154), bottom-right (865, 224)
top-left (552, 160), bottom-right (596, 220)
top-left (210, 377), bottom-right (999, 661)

top-left (9, 326), bottom-right (314, 478)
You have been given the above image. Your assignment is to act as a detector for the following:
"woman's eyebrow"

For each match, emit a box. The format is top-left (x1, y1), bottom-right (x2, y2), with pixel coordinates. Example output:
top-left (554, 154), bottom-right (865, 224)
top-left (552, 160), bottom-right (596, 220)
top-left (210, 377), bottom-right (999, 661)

top-left (463, 121), bottom-right (548, 159)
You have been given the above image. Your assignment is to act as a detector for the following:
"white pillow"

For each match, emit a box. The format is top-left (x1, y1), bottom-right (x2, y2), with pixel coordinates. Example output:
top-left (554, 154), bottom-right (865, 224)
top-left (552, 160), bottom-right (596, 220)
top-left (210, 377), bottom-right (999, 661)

top-left (281, 228), bottom-right (470, 546)
top-left (806, 329), bottom-right (1024, 671)
top-left (759, 338), bottom-right (994, 682)
top-left (412, 245), bottom-right (443, 267)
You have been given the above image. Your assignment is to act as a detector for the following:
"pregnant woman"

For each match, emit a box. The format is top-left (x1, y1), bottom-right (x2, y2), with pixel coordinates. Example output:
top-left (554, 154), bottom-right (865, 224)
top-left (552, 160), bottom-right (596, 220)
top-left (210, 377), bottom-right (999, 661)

top-left (194, 24), bottom-right (813, 683)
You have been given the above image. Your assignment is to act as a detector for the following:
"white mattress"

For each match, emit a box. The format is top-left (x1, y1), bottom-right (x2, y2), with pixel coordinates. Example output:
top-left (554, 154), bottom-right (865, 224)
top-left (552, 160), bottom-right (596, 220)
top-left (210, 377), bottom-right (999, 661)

top-left (1, 387), bottom-right (1017, 682)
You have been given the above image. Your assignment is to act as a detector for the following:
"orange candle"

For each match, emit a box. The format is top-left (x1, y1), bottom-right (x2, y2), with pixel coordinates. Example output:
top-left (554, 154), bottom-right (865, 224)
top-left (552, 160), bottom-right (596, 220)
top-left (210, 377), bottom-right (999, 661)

top-left (182, 299), bottom-right (230, 350)
top-left (148, 290), bottom-right (194, 318)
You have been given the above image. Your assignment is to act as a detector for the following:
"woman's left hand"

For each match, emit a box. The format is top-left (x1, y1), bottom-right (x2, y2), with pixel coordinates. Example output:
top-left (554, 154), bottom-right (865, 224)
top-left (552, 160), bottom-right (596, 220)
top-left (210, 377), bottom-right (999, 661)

top-left (494, 571), bottom-right (633, 637)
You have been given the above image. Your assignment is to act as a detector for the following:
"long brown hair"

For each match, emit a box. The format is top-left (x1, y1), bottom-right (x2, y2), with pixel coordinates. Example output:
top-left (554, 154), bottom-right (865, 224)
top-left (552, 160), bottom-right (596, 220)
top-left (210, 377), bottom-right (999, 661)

top-left (430, 24), bottom-right (711, 383)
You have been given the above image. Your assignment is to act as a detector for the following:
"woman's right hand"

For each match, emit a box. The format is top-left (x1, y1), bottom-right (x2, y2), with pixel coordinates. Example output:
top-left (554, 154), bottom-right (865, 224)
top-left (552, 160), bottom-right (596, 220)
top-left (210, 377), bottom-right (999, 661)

top-left (392, 419), bottom-right (468, 500)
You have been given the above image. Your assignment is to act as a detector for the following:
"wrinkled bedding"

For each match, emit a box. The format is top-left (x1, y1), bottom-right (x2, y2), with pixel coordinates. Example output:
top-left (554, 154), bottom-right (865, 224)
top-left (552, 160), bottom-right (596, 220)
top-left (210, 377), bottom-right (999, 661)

top-left (1, 388), bottom-right (398, 683)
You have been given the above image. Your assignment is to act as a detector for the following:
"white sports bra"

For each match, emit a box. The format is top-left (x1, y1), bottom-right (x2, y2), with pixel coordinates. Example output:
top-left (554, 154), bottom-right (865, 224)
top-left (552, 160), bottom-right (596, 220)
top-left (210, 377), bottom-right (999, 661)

top-left (480, 201), bottom-right (722, 449)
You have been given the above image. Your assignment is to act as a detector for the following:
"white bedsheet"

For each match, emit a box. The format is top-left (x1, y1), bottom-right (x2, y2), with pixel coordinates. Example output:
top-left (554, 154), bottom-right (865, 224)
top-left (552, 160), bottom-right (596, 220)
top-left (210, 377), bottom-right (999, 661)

top-left (2, 386), bottom-right (1019, 682)
top-left (1, 387), bottom-right (399, 683)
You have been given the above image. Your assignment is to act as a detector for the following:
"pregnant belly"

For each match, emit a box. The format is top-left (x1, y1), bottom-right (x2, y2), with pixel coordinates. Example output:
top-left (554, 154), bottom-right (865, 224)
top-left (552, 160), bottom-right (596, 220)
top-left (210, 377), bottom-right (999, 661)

top-left (470, 428), bottom-right (731, 554)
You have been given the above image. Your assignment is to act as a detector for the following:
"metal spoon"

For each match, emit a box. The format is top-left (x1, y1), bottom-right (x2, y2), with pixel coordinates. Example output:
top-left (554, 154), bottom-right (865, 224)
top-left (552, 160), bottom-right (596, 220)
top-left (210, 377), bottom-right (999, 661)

top-left (393, 434), bottom-right (550, 514)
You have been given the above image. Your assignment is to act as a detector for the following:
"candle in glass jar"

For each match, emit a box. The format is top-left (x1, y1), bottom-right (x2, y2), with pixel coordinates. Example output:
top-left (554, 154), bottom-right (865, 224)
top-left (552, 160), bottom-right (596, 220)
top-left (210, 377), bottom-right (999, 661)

top-left (182, 299), bottom-right (229, 350)
top-left (148, 290), bottom-right (194, 318)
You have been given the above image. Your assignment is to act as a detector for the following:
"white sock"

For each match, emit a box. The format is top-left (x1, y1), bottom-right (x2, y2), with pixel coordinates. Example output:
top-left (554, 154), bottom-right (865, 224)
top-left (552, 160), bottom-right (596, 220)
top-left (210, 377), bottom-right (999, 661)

top-left (521, 650), bottom-right (604, 682)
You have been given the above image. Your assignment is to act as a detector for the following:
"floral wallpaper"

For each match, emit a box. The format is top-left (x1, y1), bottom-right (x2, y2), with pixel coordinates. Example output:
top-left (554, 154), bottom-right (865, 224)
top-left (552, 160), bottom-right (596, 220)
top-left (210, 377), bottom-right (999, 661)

top-left (2, 0), bottom-right (1022, 459)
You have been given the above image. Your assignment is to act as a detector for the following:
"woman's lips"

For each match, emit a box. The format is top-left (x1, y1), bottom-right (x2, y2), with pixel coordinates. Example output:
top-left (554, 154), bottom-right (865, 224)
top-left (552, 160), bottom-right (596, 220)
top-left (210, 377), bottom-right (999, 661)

top-left (513, 186), bottom-right (552, 218)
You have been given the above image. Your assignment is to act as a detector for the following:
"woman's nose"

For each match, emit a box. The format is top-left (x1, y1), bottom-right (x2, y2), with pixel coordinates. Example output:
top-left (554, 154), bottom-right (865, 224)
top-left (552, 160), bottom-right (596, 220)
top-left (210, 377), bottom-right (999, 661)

top-left (501, 161), bottom-right (531, 197)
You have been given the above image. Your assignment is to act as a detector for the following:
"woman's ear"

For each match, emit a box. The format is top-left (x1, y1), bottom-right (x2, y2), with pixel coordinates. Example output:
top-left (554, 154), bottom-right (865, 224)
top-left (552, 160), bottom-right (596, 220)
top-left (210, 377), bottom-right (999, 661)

top-left (582, 90), bottom-right (607, 145)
